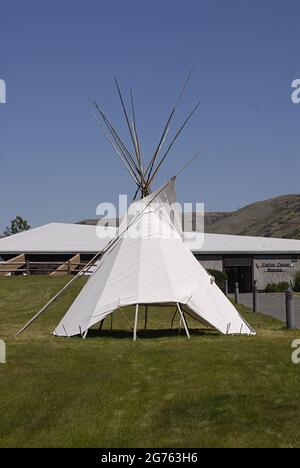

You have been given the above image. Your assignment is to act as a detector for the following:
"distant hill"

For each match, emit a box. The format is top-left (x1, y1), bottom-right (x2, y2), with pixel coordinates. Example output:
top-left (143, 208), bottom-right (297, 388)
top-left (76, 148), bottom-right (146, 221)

top-left (206, 194), bottom-right (300, 239)
top-left (77, 214), bottom-right (229, 230)
top-left (79, 218), bottom-right (105, 226)
top-left (77, 194), bottom-right (300, 240)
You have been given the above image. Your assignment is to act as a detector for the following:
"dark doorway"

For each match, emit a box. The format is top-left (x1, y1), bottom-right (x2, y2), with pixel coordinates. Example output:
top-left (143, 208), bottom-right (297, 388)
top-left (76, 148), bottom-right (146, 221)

top-left (225, 266), bottom-right (253, 293)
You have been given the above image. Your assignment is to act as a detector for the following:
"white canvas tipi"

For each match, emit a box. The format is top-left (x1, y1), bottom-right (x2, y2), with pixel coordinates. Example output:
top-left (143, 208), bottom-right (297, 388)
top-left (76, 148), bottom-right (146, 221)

top-left (17, 74), bottom-right (255, 339)
top-left (54, 180), bottom-right (255, 337)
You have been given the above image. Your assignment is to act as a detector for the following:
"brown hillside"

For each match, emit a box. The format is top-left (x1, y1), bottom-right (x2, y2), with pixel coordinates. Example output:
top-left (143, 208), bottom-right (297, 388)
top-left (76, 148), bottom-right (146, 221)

top-left (206, 194), bottom-right (300, 239)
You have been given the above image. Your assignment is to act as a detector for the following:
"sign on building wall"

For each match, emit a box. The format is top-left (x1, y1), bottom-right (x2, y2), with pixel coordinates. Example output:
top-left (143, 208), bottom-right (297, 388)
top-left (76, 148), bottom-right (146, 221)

top-left (256, 261), bottom-right (295, 273)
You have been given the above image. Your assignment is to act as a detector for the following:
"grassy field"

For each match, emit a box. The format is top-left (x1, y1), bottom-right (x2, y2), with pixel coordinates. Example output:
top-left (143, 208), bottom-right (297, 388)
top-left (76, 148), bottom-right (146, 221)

top-left (0, 276), bottom-right (300, 448)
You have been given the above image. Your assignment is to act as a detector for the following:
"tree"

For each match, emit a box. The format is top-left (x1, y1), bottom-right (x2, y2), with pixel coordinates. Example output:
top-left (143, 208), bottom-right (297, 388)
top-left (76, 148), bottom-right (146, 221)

top-left (294, 272), bottom-right (300, 292)
top-left (206, 269), bottom-right (228, 292)
top-left (3, 216), bottom-right (31, 237)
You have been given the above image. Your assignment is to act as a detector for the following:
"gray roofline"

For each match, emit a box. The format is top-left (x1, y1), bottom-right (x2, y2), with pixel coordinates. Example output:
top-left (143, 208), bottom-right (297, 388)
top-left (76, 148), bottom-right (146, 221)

top-left (192, 250), bottom-right (300, 255)
top-left (1, 250), bottom-right (300, 256)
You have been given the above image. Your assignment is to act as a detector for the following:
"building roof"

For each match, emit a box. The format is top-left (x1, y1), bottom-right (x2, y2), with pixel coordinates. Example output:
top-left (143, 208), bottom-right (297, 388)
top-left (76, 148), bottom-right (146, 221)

top-left (186, 232), bottom-right (300, 255)
top-left (0, 222), bottom-right (300, 255)
top-left (0, 223), bottom-right (112, 255)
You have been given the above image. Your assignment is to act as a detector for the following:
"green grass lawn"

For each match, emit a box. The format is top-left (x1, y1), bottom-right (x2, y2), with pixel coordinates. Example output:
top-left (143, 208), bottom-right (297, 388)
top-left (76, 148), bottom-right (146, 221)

top-left (0, 276), bottom-right (300, 448)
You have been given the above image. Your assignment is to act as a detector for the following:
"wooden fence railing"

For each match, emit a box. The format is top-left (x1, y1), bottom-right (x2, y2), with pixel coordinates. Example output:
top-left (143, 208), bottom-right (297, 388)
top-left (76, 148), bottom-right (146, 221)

top-left (0, 261), bottom-right (96, 276)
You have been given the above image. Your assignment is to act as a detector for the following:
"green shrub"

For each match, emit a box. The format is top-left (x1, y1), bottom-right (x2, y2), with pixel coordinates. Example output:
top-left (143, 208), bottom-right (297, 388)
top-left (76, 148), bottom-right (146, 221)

top-left (294, 272), bottom-right (300, 292)
top-left (265, 282), bottom-right (290, 293)
top-left (206, 269), bottom-right (227, 291)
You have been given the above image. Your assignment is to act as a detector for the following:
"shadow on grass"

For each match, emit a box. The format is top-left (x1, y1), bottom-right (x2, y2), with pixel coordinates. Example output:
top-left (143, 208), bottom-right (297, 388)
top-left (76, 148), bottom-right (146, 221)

top-left (84, 328), bottom-right (220, 340)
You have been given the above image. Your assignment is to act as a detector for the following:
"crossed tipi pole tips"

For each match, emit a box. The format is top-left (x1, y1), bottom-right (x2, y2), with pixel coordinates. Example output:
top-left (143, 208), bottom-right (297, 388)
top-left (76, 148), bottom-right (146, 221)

top-left (90, 66), bottom-right (200, 199)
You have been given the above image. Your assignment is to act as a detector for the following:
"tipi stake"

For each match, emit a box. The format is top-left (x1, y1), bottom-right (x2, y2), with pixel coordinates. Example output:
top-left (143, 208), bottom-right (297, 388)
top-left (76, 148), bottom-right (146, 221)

top-left (178, 316), bottom-right (182, 334)
top-left (176, 303), bottom-right (190, 339)
top-left (118, 307), bottom-right (134, 332)
top-left (170, 307), bottom-right (177, 329)
top-left (133, 304), bottom-right (139, 341)
top-left (144, 306), bottom-right (148, 330)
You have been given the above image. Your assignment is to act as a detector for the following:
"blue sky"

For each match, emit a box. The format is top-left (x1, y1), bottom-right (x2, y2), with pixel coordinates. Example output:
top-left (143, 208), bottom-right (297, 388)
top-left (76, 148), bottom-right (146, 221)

top-left (0, 0), bottom-right (299, 231)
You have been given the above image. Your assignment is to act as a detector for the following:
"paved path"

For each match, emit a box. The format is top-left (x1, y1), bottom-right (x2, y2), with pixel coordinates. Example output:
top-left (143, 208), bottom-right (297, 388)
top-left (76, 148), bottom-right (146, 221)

top-left (233, 293), bottom-right (300, 329)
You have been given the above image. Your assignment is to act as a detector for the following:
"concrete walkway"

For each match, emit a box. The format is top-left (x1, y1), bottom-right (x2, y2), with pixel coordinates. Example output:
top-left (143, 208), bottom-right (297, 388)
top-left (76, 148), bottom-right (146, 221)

top-left (232, 293), bottom-right (300, 328)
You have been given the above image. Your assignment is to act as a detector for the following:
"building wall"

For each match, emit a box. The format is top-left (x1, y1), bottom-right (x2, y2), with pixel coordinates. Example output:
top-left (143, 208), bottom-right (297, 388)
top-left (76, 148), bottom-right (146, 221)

top-left (196, 254), bottom-right (300, 290)
top-left (195, 255), bottom-right (223, 272)
top-left (253, 255), bottom-right (300, 290)
top-left (1, 250), bottom-right (300, 290)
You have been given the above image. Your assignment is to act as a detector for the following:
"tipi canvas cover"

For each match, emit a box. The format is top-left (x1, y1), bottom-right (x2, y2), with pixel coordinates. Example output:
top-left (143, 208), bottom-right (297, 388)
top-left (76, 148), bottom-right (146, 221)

top-left (54, 180), bottom-right (255, 337)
